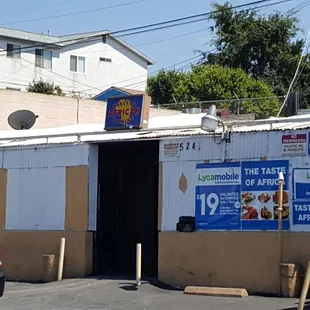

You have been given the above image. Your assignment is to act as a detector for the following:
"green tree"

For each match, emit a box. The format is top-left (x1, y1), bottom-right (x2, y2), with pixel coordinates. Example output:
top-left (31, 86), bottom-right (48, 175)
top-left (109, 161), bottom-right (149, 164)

top-left (203, 2), bottom-right (310, 105)
top-left (27, 79), bottom-right (64, 96)
top-left (147, 64), bottom-right (279, 119)
top-left (147, 70), bottom-right (193, 104)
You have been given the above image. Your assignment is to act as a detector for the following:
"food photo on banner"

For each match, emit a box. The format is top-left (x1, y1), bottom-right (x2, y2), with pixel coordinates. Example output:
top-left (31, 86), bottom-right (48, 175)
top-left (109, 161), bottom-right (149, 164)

top-left (241, 160), bottom-right (289, 230)
top-left (195, 160), bottom-right (290, 231)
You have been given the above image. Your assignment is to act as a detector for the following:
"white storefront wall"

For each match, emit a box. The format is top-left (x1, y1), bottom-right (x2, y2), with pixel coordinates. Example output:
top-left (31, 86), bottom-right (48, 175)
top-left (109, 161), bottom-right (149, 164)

top-left (159, 130), bottom-right (310, 232)
top-left (2, 143), bottom-right (98, 231)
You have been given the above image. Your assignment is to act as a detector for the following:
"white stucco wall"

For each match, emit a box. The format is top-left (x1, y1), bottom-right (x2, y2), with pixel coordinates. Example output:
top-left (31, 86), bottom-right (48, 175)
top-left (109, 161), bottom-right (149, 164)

top-left (0, 36), bottom-right (149, 96)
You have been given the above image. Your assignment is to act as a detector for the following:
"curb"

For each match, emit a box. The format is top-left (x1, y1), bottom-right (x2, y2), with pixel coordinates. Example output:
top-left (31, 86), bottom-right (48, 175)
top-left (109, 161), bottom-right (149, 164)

top-left (184, 286), bottom-right (249, 298)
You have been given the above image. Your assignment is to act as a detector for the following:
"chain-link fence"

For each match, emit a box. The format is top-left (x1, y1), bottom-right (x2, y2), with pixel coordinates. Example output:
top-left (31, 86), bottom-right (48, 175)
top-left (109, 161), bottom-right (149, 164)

top-left (151, 95), bottom-right (287, 119)
top-left (295, 91), bottom-right (310, 110)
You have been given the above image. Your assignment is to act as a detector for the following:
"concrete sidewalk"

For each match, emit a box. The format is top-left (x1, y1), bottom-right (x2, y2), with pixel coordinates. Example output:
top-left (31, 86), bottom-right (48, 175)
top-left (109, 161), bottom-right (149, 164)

top-left (0, 278), bottom-right (308, 310)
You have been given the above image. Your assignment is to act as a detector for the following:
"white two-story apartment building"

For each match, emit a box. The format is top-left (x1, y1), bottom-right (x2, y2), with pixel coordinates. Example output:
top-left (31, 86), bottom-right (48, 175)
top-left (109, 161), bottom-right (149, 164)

top-left (0, 28), bottom-right (154, 97)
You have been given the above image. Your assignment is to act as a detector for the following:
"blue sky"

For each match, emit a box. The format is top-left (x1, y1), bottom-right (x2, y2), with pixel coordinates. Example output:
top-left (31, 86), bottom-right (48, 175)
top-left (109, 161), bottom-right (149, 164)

top-left (0, 0), bottom-right (308, 73)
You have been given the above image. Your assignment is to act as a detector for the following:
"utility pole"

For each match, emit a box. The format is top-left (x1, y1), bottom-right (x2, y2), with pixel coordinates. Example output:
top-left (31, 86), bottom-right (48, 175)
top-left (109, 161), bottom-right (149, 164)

top-left (233, 91), bottom-right (240, 115)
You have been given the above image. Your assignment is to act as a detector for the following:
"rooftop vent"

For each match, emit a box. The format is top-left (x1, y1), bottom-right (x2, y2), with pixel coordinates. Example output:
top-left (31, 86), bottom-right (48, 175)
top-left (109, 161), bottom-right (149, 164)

top-left (182, 108), bottom-right (202, 114)
top-left (203, 107), bottom-right (231, 117)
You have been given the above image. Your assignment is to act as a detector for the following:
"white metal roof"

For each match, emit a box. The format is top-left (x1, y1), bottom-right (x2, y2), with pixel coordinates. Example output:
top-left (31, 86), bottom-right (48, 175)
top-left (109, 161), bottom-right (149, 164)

top-left (0, 113), bottom-right (309, 148)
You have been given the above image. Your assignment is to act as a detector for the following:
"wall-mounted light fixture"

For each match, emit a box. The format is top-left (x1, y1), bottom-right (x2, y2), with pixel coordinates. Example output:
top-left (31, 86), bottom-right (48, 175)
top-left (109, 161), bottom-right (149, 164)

top-left (201, 105), bottom-right (231, 143)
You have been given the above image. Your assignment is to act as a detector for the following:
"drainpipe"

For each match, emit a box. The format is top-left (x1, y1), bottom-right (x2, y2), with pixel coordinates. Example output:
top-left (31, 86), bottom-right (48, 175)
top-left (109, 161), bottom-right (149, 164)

top-left (77, 97), bottom-right (80, 124)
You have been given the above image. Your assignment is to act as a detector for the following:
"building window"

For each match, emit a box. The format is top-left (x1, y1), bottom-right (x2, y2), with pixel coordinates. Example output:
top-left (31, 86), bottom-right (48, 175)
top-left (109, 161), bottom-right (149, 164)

top-left (100, 57), bottom-right (112, 63)
top-left (7, 43), bottom-right (21, 58)
top-left (70, 55), bottom-right (85, 73)
top-left (102, 35), bottom-right (107, 44)
top-left (35, 49), bottom-right (52, 69)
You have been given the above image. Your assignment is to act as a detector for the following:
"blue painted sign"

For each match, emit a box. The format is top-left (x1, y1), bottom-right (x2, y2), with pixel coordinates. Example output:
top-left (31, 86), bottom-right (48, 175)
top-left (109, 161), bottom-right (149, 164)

top-left (104, 95), bottom-right (145, 130)
top-left (195, 163), bottom-right (241, 230)
top-left (292, 201), bottom-right (310, 225)
top-left (195, 160), bottom-right (290, 231)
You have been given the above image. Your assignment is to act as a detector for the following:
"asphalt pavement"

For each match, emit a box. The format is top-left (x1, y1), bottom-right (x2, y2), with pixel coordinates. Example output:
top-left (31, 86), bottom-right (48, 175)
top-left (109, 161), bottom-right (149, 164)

top-left (0, 278), bottom-right (308, 310)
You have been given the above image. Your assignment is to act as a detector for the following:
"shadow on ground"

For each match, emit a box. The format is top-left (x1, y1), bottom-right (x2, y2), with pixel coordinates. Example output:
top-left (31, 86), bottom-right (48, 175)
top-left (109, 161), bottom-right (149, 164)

top-left (119, 283), bottom-right (139, 291)
top-left (279, 301), bottom-right (310, 310)
top-left (86, 275), bottom-right (184, 292)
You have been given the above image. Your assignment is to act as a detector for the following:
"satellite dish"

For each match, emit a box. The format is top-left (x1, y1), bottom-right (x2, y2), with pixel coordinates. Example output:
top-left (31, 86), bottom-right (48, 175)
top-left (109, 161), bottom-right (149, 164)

top-left (8, 110), bottom-right (39, 130)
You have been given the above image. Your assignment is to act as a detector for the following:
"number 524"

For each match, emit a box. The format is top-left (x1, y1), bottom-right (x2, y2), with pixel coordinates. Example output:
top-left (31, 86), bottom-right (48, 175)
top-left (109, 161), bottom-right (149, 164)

top-left (180, 141), bottom-right (200, 151)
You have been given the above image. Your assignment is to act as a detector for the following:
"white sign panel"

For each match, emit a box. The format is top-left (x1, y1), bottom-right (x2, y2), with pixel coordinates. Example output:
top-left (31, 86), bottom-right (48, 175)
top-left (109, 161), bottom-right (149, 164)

top-left (282, 134), bottom-right (307, 156)
top-left (163, 142), bottom-right (180, 158)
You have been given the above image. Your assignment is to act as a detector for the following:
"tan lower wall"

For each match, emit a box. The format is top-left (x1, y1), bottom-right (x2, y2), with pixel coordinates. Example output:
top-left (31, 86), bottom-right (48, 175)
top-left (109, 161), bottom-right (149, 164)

top-left (65, 166), bottom-right (89, 231)
top-left (0, 169), bottom-right (7, 230)
top-left (158, 231), bottom-right (310, 295)
top-left (0, 231), bottom-right (93, 281)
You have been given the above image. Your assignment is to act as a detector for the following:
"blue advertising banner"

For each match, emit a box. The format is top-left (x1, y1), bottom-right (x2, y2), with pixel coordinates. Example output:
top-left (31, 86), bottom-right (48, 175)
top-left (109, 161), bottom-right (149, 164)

top-left (293, 169), bottom-right (310, 200)
top-left (195, 160), bottom-right (290, 231)
top-left (195, 163), bottom-right (241, 230)
top-left (292, 168), bottom-right (310, 225)
top-left (104, 95), bottom-right (144, 130)
top-left (292, 201), bottom-right (310, 225)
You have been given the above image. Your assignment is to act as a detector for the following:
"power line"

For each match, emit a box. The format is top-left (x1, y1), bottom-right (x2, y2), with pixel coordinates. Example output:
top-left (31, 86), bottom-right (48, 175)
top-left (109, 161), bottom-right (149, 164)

top-left (109, 60), bottom-right (200, 91)
top-left (120, 65), bottom-right (199, 91)
top-left (0, 0), bottom-right (151, 26)
top-left (78, 55), bottom-right (203, 94)
top-left (82, 54), bottom-right (202, 94)
top-left (19, 56), bottom-right (102, 92)
top-left (0, 0), bottom-right (288, 55)
top-left (1, 28), bottom-right (206, 94)
top-left (76, 28), bottom-right (209, 55)
top-left (91, 0), bottom-right (287, 37)
top-left (288, 0), bottom-right (310, 15)
top-left (0, 63), bottom-right (33, 83)
top-left (0, 21), bottom-right (208, 56)
top-left (112, 2), bottom-right (294, 95)
top-left (26, 0), bottom-right (77, 10)
top-left (0, 61), bottom-right (72, 87)
top-left (292, 37), bottom-right (310, 89)
top-left (0, 0), bottom-right (290, 95)
top-left (77, 0), bottom-right (290, 94)
top-left (277, 28), bottom-right (310, 117)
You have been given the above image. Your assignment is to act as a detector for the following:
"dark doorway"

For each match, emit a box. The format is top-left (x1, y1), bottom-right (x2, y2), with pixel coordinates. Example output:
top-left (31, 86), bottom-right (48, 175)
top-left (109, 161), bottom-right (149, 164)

top-left (95, 140), bottom-right (159, 277)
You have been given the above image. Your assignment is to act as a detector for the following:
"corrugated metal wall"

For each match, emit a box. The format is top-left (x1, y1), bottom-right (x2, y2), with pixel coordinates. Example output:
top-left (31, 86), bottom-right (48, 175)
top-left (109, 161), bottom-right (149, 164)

top-left (3, 144), bottom-right (91, 231)
top-left (159, 130), bottom-right (310, 231)
top-left (6, 167), bottom-right (66, 230)
top-left (2, 144), bottom-right (89, 168)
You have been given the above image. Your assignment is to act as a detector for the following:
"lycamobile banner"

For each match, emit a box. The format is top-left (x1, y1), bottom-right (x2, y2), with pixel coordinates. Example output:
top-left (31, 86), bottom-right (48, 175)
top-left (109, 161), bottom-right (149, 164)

top-left (195, 160), bottom-right (290, 231)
